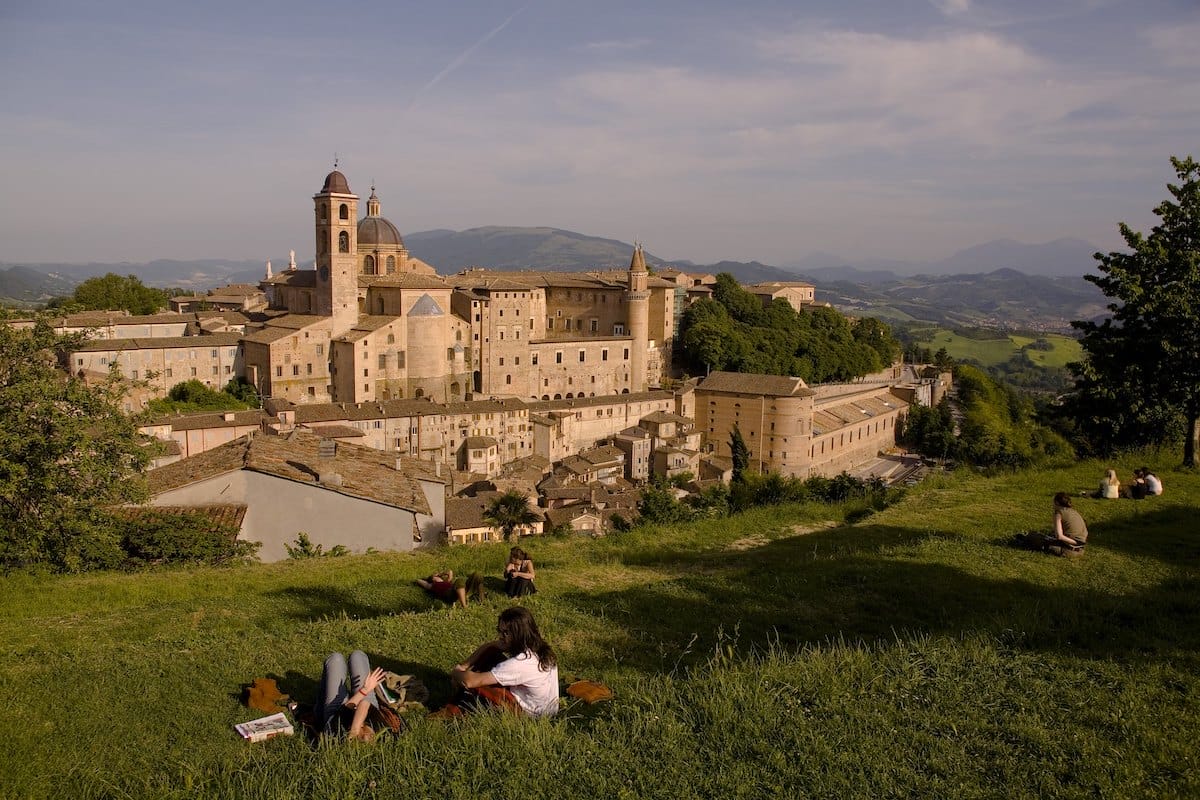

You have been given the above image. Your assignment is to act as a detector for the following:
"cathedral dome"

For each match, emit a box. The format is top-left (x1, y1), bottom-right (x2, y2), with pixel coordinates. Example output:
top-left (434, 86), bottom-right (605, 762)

top-left (321, 170), bottom-right (351, 194)
top-left (358, 215), bottom-right (405, 248)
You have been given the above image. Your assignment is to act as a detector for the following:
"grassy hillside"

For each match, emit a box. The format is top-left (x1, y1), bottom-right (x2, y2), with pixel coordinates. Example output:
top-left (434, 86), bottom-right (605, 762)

top-left (1, 458), bottom-right (1197, 799)
top-left (910, 328), bottom-right (1083, 368)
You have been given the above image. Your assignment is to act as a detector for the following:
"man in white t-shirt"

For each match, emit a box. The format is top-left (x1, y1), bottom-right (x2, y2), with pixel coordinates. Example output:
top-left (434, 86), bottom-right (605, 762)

top-left (449, 607), bottom-right (560, 717)
top-left (1143, 468), bottom-right (1163, 496)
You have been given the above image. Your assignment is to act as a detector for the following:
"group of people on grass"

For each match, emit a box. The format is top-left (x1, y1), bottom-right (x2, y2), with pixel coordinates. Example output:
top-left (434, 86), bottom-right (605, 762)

top-left (414, 547), bottom-right (538, 608)
top-left (1097, 467), bottom-right (1163, 500)
top-left (317, 547), bottom-right (551, 741)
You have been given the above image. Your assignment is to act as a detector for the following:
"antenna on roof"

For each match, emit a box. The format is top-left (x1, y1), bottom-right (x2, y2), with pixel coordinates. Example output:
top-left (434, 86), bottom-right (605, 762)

top-left (333, 153), bottom-right (339, 169)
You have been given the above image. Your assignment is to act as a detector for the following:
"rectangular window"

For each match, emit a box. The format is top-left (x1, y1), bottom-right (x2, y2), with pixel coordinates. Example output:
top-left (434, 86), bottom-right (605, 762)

top-left (532, 353), bottom-right (538, 365)
top-left (515, 357), bottom-right (520, 365)
top-left (224, 366), bottom-right (231, 374)
top-left (191, 367), bottom-right (198, 376)
top-left (564, 319), bottom-right (571, 331)
top-left (397, 351), bottom-right (405, 368)
top-left (77, 358), bottom-right (83, 366)
top-left (579, 350), bottom-right (586, 362)
top-left (546, 318), bottom-right (553, 330)
top-left (166, 368), bottom-right (173, 378)
top-left (210, 349), bottom-right (218, 358)
top-left (555, 351), bottom-right (562, 364)
top-left (614, 324), bottom-right (626, 335)
top-left (499, 357), bottom-right (505, 366)
top-left (293, 365), bottom-right (300, 376)
top-left (315, 344), bottom-right (324, 355)
top-left (131, 370), bottom-right (138, 379)
top-left (307, 363), bottom-right (313, 374)
top-left (363, 369), bottom-right (369, 377)
top-left (602, 349), bottom-right (608, 361)
top-left (212, 366), bottom-right (219, 375)
top-left (379, 354), bottom-right (387, 369)
top-left (623, 348), bottom-right (630, 359)
top-left (590, 319), bottom-right (598, 333)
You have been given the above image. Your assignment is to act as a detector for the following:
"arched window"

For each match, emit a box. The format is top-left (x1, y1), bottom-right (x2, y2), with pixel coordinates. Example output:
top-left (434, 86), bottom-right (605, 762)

top-left (455, 330), bottom-right (462, 342)
top-left (364, 255), bottom-right (375, 274)
top-left (415, 388), bottom-right (424, 399)
top-left (387, 333), bottom-right (395, 344)
top-left (319, 204), bottom-right (328, 221)
top-left (338, 231), bottom-right (349, 252)
top-left (386, 255), bottom-right (396, 273)
top-left (339, 204), bottom-right (349, 220)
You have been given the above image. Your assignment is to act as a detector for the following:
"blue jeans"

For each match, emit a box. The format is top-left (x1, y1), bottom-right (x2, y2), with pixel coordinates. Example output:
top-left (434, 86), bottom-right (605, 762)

top-left (317, 650), bottom-right (377, 734)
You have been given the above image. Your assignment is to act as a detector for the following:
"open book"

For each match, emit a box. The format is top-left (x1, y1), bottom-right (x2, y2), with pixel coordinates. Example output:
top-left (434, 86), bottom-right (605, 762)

top-left (235, 711), bottom-right (294, 743)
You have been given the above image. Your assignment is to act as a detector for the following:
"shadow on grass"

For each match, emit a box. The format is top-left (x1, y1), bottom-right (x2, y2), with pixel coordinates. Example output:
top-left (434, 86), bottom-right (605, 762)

top-left (556, 517), bottom-right (1200, 674)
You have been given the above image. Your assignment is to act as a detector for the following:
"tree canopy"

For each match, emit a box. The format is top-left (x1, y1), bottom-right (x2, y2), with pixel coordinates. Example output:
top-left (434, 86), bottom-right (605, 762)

top-left (483, 490), bottom-right (540, 542)
top-left (0, 321), bottom-right (150, 571)
top-left (49, 273), bottom-right (171, 315)
top-left (679, 274), bottom-right (898, 383)
top-left (1067, 156), bottom-right (1200, 465)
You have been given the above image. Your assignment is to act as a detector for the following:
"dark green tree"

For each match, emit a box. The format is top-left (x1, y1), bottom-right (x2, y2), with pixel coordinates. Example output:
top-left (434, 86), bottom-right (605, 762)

top-left (729, 424), bottom-right (751, 482)
top-left (1069, 156), bottom-right (1200, 466)
top-left (59, 273), bottom-right (170, 315)
top-left (0, 320), bottom-right (150, 571)
top-left (483, 489), bottom-right (540, 542)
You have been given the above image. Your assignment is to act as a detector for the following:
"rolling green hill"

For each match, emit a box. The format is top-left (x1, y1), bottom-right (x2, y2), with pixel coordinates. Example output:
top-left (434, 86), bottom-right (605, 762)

top-left (908, 328), bottom-right (1083, 368)
top-left (2, 457), bottom-right (1196, 798)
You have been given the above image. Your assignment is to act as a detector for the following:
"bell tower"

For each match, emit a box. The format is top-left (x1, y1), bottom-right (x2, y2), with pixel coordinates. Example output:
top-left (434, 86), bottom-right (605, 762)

top-left (627, 243), bottom-right (650, 393)
top-left (313, 165), bottom-right (359, 337)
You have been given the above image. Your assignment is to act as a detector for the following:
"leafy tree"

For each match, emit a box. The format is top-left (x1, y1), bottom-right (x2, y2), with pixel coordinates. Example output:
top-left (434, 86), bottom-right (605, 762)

top-left (224, 377), bottom-right (260, 408)
top-left (146, 379), bottom-right (252, 415)
top-left (56, 273), bottom-right (170, 315)
top-left (1069, 156), bottom-right (1200, 466)
top-left (729, 424), bottom-right (751, 482)
top-left (483, 489), bottom-right (540, 542)
top-left (637, 484), bottom-right (693, 524)
top-left (0, 320), bottom-right (150, 571)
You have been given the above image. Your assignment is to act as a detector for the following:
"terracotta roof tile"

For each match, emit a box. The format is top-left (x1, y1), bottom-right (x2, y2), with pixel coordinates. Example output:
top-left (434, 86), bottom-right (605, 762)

top-left (697, 371), bottom-right (815, 397)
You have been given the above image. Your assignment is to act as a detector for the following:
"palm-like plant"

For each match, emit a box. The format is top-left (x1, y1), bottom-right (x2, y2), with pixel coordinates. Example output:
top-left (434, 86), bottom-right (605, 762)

top-left (483, 490), bottom-right (540, 542)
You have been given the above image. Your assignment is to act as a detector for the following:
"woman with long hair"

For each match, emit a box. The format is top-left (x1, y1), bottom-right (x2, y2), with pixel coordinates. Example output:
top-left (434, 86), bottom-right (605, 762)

top-left (503, 546), bottom-right (538, 597)
top-left (448, 606), bottom-right (559, 717)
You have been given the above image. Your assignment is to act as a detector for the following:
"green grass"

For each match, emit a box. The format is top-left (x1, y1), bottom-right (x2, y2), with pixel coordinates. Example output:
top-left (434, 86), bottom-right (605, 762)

top-left (914, 329), bottom-right (1083, 368)
top-left (2, 458), bottom-right (1198, 799)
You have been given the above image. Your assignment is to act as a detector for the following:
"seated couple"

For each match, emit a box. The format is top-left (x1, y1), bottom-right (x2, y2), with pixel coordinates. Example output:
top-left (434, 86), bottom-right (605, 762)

top-left (315, 607), bottom-right (558, 740)
top-left (416, 570), bottom-right (484, 608)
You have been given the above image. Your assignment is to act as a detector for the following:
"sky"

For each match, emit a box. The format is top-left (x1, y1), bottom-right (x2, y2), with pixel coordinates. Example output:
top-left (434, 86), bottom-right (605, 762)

top-left (1, 0), bottom-right (1197, 269)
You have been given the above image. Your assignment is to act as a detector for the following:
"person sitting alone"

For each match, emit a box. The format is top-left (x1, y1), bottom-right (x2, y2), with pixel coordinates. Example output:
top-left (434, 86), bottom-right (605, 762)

top-left (1097, 469), bottom-right (1121, 499)
top-left (445, 606), bottom-right (559, 717)
top-left (1142, 467), bottom-right (1163, 496)
top-left (503, 547), bottom-right (538, 598)
top-left (314, 651), bottom-right (386, 742)
top-left (1014, 493), bottom-right (1089, 556)
top-left (416, 570), bottom-right (483, 608)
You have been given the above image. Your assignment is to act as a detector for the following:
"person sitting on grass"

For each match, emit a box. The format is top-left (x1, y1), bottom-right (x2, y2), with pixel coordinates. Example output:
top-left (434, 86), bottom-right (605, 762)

top-left (416, 570), bottom-right (483, 608)
top-left (1014, 493), bottom-right (1089, 556)
top-left (1142, 467), bottom-right (1163, 496)
top-left (444, 606), bottom-right (559, 717)
top-left (315, 651), bottom-right (386, 742)
top-left (1126, 468), bottom-right (1148, 499)
top-left (1097, 469), bottom-right (1121, 499)
top-left (503, 546), bottom-right (538, 598)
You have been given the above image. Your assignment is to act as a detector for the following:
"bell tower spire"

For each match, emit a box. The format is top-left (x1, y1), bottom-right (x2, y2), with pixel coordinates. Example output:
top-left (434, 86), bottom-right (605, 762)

top-left (313, 166), bottom-right (359, 337)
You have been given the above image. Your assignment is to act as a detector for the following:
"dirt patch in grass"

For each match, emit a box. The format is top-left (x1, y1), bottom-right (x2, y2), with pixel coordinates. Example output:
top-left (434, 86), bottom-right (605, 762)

top-left (728, 521), bottom-right (838, 551)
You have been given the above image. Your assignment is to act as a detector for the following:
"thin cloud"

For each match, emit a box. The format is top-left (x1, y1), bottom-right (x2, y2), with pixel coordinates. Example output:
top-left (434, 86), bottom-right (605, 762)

top-left (929, 0), bottom-right (970, 16)
top-left (406, 3), bottom-right (529, 112)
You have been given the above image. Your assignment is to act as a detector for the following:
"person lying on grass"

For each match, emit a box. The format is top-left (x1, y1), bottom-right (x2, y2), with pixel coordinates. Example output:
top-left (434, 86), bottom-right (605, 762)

top-left (445, 606), bottom-right (559, 717)
top-left (415, 570), bottom-right (483, 608)
top-left (315, 651), bottom-right (387, 742)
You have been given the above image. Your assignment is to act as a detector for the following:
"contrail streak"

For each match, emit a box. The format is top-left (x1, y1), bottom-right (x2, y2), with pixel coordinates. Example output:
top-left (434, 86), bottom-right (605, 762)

top-left (407, 3), bottom-right (529, 111)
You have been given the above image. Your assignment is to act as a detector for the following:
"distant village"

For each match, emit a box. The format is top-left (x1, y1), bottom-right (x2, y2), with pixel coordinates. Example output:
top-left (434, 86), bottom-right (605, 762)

top-left (16, 168), bottom-right (951, 560)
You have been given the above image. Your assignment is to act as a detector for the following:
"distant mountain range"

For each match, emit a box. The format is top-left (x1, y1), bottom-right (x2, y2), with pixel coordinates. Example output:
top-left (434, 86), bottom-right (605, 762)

top-left (1, 227), bottom-right (1107, 330)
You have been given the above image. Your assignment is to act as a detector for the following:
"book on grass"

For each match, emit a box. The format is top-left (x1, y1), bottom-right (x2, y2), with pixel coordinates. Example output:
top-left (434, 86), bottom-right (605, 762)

top-left (235, 711), bottom-right (294, 743)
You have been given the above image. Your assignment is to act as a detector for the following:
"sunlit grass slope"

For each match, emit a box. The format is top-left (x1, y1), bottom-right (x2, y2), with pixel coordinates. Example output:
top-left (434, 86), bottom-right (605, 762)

top-left (1, 457), bottom-right (1197, 799)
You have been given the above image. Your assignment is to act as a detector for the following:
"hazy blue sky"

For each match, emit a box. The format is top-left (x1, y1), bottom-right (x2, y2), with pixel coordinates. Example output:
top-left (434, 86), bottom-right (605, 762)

top-left (1, 0), bottom-right (1196, 267)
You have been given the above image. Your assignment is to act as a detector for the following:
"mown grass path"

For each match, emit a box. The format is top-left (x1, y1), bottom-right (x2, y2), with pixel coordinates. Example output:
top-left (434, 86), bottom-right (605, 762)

top-left (1, 458), bottom-right (1197, 799)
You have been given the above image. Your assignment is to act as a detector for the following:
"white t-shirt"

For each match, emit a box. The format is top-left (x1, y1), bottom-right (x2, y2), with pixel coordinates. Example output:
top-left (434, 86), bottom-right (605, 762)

top-left (490, 650), bottom-right (560, 717)
top-left (1146, 474), bottom-right (1163, 495)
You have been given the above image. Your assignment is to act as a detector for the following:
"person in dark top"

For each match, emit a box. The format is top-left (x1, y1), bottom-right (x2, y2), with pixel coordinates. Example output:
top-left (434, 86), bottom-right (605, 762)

top-left (503, 547), bottom-right (538, 597)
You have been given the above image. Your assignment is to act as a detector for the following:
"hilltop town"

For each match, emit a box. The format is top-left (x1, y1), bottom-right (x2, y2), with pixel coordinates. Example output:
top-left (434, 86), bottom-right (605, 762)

top-left (18, 167), bottom-right (949, 560)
